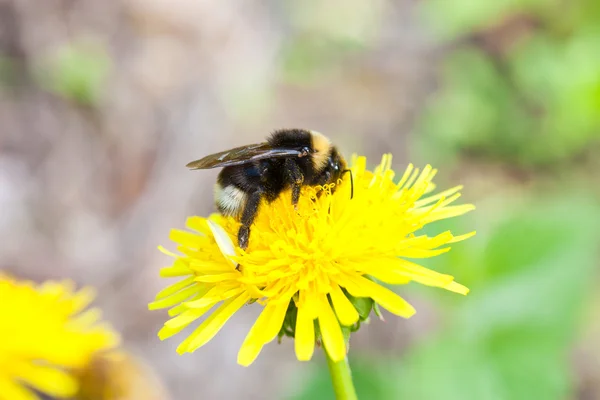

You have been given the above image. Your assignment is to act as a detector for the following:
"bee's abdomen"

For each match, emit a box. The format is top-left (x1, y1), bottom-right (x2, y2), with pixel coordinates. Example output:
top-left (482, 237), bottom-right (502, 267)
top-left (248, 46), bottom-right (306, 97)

top-left (214, 183), bottom-right (247, 219)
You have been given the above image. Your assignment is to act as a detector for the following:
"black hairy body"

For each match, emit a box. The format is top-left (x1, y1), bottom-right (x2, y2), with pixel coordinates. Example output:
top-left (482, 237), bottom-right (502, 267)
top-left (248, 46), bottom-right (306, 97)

top-left (187, 129), bottom-right (346, 249)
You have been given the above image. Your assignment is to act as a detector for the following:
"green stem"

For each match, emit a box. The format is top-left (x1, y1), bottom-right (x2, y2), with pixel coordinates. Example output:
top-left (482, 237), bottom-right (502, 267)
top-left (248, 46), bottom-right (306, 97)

top-left (325, 350), bottom-right (358, 400)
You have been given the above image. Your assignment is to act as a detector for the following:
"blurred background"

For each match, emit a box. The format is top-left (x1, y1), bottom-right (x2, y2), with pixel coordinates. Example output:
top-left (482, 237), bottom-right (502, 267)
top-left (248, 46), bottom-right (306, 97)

top-left (1, 0), bottom-right (599, 399)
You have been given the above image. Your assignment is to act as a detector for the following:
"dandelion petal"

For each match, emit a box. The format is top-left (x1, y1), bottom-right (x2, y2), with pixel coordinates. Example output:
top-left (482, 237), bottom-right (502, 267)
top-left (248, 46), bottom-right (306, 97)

top-left (177, 293), bottom-right (249, 354)
top-left (317, 295), bottom-right (346, 362)
top-left (154, 276), bottom-right (196, 300)
top-left (343, 275), bottom-right (416, 318)
top-left (449, 231), bottom-right (477, 243)
top-left (238, 300), bottom-right (289, 366)
top-left (0, 378), bottom-right (39, 400)
top-left (295, 300), bottom-right (316, 361)
top-left (164, 304), bottom-right (215, 331)
top-left (446, 281), bottom-right (469, 295)
top-left (159, 259), bottom-right (192, 277)
top-left (207, 219), bottom-right (238, 268)
top-left (148, 286), bottom-right (199, 310)
top-left (14, 362), bottom-right (78, 398)
top-left (329, 284), bottom-right (359, 326)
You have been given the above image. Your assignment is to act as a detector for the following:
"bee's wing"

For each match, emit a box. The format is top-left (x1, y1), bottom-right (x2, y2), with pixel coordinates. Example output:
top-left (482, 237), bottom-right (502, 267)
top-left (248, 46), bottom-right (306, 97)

top-left (186, 142), bottom-right (303, 169)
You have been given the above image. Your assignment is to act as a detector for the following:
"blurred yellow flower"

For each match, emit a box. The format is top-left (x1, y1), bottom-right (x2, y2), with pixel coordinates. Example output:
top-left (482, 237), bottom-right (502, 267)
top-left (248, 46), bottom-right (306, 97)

top-left (150, 154), bottom-right (475, 366)
top-left (75, 351), bottom-right (171, 400)
top-left (0, 277), bottom-right (119, 400)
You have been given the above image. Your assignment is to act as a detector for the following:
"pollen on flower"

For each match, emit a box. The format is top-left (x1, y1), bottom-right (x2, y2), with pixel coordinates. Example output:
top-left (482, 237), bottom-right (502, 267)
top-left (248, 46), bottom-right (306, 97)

top-left (150, 154), bottom-right (475, 367)
top-left (0, 277), bottom-right (119, 400)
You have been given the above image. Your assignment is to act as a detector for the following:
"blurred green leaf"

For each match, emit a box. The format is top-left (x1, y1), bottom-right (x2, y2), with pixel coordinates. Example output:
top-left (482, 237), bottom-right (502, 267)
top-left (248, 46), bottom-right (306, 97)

top-left (279, 37), bottom-right (364, 84)
top-left (36, 39), bottom-right (111, 106)
top-left (394, 330), bottom-right (571, 400)
top-left (417, 1), bottom-right (600, 167)
top-left (0, 55), bottom-right (17, 88)
top-left (420, 0), bottom-right (576, 40)
top-left (279, 0), bottom-right (381, 84)
top-left (509, 30), bottom-right (600, 163)
top-left (420, 0), bottom-right (519, 39)
top-left (415, 48), bottom-right (534, 166)
top-left (482, 211), bottom-right (579, 280)
top-left (390, 196), bottom-right (599, 400)
top-left (394, 337), bottom-right (506, 400)
top-left (284, 0), bottom-right (383, 44)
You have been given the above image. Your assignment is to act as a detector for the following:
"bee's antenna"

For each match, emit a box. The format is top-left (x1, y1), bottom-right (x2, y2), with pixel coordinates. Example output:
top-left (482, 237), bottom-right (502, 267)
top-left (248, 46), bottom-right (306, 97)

top-left (343, 169), bottom-right (354, 199)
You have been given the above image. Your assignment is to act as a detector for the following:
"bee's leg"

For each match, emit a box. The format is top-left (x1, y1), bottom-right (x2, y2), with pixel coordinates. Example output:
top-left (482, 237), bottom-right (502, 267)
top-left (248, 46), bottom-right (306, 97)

top-left (238, 191), bottom-right (262, 249)
top-left (284, 159), bottom-right (304, 207)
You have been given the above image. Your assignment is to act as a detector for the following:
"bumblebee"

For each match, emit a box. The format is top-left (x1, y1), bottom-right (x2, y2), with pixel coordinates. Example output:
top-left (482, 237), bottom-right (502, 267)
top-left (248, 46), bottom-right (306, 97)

top-left (186, 129), bottom-right (347, 249)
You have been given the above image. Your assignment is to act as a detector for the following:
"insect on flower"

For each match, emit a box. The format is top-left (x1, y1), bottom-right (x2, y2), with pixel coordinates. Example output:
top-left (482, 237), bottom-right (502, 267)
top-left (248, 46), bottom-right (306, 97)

top-left (150, 153), bottom-right (476, 366)
top-left (186, 129), bottom-right (348, 249)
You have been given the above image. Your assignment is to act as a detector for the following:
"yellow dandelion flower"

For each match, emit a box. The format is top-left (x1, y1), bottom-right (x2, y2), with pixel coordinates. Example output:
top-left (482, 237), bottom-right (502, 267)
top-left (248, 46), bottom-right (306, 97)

top-left (150, 154), bottom-right (475, 367)
top-left (0, 277), bottom-right (119, 400)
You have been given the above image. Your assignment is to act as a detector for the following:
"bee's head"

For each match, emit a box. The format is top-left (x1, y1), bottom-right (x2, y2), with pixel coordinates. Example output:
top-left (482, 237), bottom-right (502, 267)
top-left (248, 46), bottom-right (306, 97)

top-left (309, 130), bottom-right (334, 172)
top-left (328, 146), bottom-right (346, 174)
top-left (308, 131), bottom-right (347, 185)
